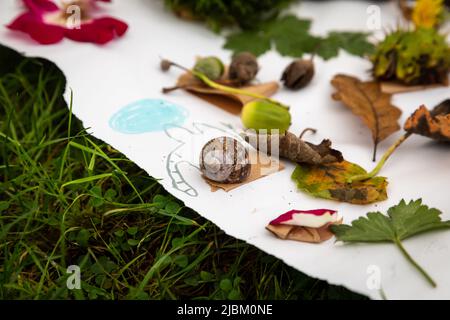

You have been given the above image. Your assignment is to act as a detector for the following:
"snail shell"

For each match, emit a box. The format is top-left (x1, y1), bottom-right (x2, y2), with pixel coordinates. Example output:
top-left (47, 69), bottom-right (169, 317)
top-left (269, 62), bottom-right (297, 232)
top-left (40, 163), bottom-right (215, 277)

top-left (199, 137), bottom-right (251, 183)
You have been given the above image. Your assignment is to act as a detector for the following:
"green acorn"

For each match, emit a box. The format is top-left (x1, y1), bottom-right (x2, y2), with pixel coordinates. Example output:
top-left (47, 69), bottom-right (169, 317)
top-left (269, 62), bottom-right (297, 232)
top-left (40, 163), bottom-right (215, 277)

top-left (193, 56), bottom-right (224, 80)
top-left (241, 100), bottom-right (291, 133)
top-left (371, 28), bottom-right (450, 85)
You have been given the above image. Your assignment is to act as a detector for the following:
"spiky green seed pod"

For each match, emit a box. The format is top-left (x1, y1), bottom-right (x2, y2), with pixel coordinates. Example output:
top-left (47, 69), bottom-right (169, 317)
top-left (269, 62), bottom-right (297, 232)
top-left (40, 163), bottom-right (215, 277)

top-left (193, 56), bottom-right (224, 80)
top-left (371, 28), bottom-right (450, 85)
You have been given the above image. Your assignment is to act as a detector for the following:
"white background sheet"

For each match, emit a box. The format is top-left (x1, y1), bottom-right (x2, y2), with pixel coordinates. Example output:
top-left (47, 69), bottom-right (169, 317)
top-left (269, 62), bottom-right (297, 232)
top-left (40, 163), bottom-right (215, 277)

top-left (1, 0), bottom-right (449, 299)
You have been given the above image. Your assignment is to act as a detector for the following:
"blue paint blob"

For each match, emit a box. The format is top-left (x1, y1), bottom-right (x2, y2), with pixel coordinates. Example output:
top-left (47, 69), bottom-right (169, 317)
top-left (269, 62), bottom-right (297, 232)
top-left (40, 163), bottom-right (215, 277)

top-left (109, 99), bottom-right (188, 134)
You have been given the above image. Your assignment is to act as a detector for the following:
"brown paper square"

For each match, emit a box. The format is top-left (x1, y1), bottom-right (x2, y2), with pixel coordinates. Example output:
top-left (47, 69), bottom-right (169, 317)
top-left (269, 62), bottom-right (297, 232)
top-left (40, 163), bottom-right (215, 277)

top-left (380, 81), bottom-right (449, 94)
top-left (204, 150), bottom-right (285, 192)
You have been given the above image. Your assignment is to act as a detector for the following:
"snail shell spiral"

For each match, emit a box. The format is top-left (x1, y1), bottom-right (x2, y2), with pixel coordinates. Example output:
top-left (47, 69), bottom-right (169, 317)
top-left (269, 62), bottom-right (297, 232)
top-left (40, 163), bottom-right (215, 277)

top-left (199, 137), bottom-right (251, 183)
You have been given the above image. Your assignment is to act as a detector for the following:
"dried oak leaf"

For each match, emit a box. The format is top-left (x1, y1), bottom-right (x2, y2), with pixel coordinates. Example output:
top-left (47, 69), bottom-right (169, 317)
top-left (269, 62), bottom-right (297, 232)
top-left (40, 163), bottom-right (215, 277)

top-left (292, 160), bottom-right (388, 205)
top-left (266, 209), bottom-right (342, 243)
top-left (331, 74), bottom-right (402, 160)
top-left (404, 100), bottom-right (450, 141)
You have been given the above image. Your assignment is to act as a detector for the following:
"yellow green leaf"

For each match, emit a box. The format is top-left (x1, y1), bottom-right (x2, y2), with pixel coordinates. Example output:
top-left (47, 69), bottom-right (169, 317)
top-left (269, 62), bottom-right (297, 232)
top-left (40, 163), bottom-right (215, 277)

top-left (291, 160), bottom-right (388, 204)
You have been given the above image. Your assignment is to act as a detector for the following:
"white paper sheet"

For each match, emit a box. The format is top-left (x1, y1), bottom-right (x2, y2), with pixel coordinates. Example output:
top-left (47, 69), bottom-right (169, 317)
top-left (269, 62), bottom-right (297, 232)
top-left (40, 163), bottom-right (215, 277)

top-left (1, 0), bottom-right (449, 300)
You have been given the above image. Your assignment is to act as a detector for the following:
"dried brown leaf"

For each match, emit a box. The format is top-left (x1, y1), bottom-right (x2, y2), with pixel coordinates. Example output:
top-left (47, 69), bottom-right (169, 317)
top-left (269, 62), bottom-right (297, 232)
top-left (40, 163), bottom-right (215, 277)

top-left (176, 72), bottom-right (279, 115)
top-left (243, 131), bottom-right (344, 165)
top-left (266, 220), bottom-right (342, 243)
top-left (404, 100), bottom-right (450, 141)
top-left (331, 74), bottom-right (402, 160)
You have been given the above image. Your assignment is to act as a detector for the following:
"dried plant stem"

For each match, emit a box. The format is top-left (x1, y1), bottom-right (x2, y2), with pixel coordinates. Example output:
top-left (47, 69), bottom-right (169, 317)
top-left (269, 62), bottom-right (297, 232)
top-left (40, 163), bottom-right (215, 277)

top-left (163, 59), bottom-right (289, 109)
top-left (348, 132), bottom-right (411, 183)
top-left (162, 84), bottom-right (189, 93)
top-left (372, 140), bottom-right (378, 163)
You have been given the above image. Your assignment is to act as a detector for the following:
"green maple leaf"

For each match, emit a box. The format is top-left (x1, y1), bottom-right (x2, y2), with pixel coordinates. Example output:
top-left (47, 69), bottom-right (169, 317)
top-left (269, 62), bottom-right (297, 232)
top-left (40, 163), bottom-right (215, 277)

top-left (315, 36), bottom-right (340, 60)
top-left (274, 33), bottom-right (321, 57)
top-left (223, 15), bottom-right (374, 60)
top-left (224, 30), bottom-right (271, 56)
top-left (317, 32), bottom-right (375, 60)
top-left (265, 15), bottom-right (319, 57)
top-left (331, 199), bottom-right (450, 287)
top-left (265, 15), bottom-right (312, 37)
top-left (333, 32), bottom-right (375, 57)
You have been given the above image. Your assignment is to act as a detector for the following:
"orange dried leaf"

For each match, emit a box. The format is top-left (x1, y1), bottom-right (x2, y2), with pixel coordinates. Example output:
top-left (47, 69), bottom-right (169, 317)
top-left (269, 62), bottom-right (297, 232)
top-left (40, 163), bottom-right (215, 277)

top-left (266, 220), bottom-right (342, 243)
top-left (404, 101), bottom-right (450, 141)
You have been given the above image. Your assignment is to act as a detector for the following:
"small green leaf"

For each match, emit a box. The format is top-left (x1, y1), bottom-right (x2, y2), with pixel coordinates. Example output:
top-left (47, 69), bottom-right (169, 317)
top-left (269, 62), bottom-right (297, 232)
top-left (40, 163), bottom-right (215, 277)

top-left (90, 185), bottom-right (102, 197)
top-left (114, 230), bottom-right (124, 237)
top-left (89, 186), bottom-right (104, 207)
top-left (228, 289), bottom-right (241, 300)
top-left (164, 201), bottom-right (181, 214)
top-left (76, 229), bottom-right (90, 248)
top-left (200, 271), bottom-right (214, 281)
top-left (220, 279), bottom-right (233, 292)
top-left (173, 255), bottom-right (189, 268)
top-left (104, 188), bottom-right (117, 202)
top-left (90, 197), bottom-right (104, 208)
top-left (153, 195), bottom-right (168, 209)
top-left (171, 237), bottom-right (184, 248)
top-left (184, 276), bottom-right (199, 286)
top-left (128, 288), bottom-right (149, 300)
top-left (121, 242), bottom-right (131, 251)
top-left (127, 239), bottom-right (139, 246)
top-left (127, 226), bottom-right (138, 236)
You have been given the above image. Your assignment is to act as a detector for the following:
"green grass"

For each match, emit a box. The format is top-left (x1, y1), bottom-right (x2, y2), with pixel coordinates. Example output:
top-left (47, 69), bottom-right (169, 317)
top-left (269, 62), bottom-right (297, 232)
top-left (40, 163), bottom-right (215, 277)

top-left (0, 44), bottom-right (365, 300)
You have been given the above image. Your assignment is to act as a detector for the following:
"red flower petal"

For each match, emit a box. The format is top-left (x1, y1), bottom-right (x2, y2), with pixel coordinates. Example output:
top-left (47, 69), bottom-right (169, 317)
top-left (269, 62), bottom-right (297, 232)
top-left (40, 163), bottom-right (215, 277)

top-left (23, 0), bottom-right (59, 13)
top-left (65, 17), bottom-right (128, 44)
top-left (7, 13), bottom-right (64, 44)
top-left (7, 0), bottom-right (128, 45)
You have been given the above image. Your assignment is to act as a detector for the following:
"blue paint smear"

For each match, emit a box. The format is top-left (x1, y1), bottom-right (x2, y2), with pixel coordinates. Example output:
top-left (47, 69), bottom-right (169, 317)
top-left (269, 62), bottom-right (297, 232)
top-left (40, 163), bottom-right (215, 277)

top-left (109, 99), bottom-right (188, 134)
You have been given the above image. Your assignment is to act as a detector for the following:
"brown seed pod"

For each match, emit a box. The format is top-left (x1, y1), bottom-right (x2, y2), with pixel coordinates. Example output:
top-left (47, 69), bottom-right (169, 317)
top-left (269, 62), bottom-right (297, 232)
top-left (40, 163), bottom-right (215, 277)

top-left (281, 59), bottom-right (314, 90)
top-left (160, 59), bottom-right (172, 71)
top-left (199, 137), bottom-right (251, 183)
top-left (229, 52), bottom-right (259, 86)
